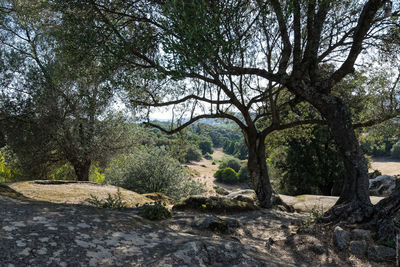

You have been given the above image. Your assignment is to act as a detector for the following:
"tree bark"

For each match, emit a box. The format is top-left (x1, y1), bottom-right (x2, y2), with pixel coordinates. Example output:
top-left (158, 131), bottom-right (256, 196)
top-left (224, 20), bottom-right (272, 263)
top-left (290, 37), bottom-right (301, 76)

top-left (73, 159), bottom-right (91, 181)
top-left (286, 79), bottom-right (373, 222)
top-left (312, 95), bottom-right (373, 222)
top-left (245, 131), bottom-right (273, 208)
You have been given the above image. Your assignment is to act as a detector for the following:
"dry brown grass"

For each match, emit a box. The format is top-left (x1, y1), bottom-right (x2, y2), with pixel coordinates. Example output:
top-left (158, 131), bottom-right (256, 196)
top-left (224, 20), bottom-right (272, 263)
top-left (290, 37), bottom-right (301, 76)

top-left (370, 157), bottom-right (400, 176)
top-left (4, 181), bottom-right (153, 208)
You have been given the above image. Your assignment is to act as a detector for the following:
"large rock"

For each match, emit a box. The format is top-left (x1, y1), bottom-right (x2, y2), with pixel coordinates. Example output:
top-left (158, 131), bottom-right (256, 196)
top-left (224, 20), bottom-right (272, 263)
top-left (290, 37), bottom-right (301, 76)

top-left (369, 175), bottom-right (396, 196)
top-left (367, 245), bottom-right (396, 262)
top-left (333, 226), bottom-right (350, 250)
top-left (226, 190), bottom-right (256, 204)
top-left (349, 240), bottom-right (367, 257)
top-left (172, 195), bottom-right (259, 213)
top-left (191, 215), bottom-right (240, 234)
top-left (351, 229), bottom-right (372, 241)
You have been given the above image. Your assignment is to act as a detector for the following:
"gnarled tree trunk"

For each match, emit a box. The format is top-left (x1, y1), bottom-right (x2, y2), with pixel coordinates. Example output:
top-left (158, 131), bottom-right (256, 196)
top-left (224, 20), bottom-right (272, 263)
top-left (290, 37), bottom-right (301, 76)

top-left (245, 131), bottom-right (273, 208)
top-left (313, 95), bottom-right (373, 222)
top-left (72, 159), bottom-right (91, 181)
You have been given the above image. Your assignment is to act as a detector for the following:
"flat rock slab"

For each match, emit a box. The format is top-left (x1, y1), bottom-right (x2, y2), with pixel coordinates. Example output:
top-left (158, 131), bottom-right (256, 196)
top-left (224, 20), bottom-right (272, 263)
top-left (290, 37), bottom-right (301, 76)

top-left (0, 195), bottom-right (291, 267)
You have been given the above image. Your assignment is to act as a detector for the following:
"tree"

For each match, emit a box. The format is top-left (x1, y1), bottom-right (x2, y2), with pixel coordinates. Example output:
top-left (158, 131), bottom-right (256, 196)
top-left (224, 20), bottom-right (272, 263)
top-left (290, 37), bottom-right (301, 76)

top-left (198, 139), bottom-right (213, 155)
top-left (0, 1), bottom-right (135, 181)
top-left (52, 0), bottom-right (400, 218)
top-left (271, 126), bottom-right (344, 196)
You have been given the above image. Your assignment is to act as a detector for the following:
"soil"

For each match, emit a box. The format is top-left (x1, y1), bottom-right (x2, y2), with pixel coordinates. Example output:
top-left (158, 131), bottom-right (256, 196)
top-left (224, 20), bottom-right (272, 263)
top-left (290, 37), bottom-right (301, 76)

top-left (370, 157), bottom-right (400, 176)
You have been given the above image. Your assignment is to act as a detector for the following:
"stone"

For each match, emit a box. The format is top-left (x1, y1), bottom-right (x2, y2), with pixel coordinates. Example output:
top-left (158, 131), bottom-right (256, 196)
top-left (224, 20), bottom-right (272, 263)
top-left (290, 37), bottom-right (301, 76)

top-left (309, 245), bottom-right (326, 255)
top-left (226, 190), bottom-right (256, 204)
top-left (172, 195), bottom-right (258, 213)
top-left (369, 175), bottom-right (396, 196)
top-left (192, 216), bottom-right (240, 234)
top-left (349, 240), bottom-right (367, 257)
top-left (333, 226), bottom-right (350, 250)
top-left (367, 245), bottom-right (396, 262)
top-left (377, 218), bottom-right (396, 242)
top-left (351, 229), bottom-right (371, 241)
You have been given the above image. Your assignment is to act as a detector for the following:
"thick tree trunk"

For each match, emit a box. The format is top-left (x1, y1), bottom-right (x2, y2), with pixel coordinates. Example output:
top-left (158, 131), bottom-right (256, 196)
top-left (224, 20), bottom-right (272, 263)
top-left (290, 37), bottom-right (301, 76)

top-left (313, 96), bottom-right (373, 222)
top-left (73, 159), bottom-right (91, 181)
top-left (287, 80), bottom-right (372, 222)
top-left (246, 132), bottom-right (273, 208)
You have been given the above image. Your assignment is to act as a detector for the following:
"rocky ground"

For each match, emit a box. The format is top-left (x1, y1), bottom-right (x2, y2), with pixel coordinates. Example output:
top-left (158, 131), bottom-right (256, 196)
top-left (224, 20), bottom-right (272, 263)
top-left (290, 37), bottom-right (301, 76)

top-left (0, 190), bottom-right (395, 267)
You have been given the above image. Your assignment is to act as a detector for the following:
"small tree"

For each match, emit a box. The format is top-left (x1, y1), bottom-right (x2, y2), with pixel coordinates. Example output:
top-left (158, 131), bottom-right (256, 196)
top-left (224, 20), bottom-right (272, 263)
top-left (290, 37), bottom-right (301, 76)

top-left (219, 158), bottom-right (242, 173)
top-left (214, 168), bottom-right (239, 184)
top-left (105, 146), bottom-right (204, 199)
top-left (198, 139), bottom-right (214, 155)
top-left (391, 141), bottom-right (400, 159)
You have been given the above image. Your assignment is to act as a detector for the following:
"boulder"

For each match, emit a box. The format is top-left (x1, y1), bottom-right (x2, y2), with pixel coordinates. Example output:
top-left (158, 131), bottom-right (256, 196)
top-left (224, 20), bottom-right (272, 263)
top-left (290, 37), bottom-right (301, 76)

top-left (141, 192), bottom-right (176, 205)
top-left (191, 215), bottom-right (240, 234)
top-left (349, 240), bottom-right (367, 257)
top-left (369, 175), bottom-right (396, 196)
top-left (367, 245), bottom-right (396, 262)
top-left (309, 245), bottom-right (327, 255)
top-left (226, 190), bottom-right (256, 204)
top-left (333, 226), bottom-right (350, 250)
top-left (351, 229), bottom-right (372, 241)
top-left (172, 195), bottom-right (259, 213)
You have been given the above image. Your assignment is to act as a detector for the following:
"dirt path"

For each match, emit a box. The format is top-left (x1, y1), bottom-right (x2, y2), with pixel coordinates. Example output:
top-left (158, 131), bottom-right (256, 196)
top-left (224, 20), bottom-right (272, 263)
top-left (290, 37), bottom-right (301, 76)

top-left (370, 157), bottom-right (400, 176)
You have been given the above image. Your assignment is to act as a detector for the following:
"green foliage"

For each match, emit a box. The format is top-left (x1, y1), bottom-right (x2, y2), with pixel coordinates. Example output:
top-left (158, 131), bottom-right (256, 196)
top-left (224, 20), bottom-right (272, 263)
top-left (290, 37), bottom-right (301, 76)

top-left (141, 201), bottom-right (171, 220)
top-left (237, 165), bottom-right (249, 182)
top-left (219, 158), bottom-right (241, 172)
top-left (270, 126), bottom-right (344, 196)
top-left (48, 163), bottom-right (76, 181)
top-left (105, 146), bottom-right (205, 200)
top-left (391, 141), bottom-right (400, 159)
top-left (0, 151), bottom-right (19, 182)
top-left (87, 189), bottom-right (125, 210)
top-left (184, 146), bottom-right (202, 162)
top-left (360, 120), bottom-right (400, 157)
top-left (214, 167), bottom-right (239, 184)
top-left (198, 139), bottom-right (213, 155)
top-left (223, 139), bottom-right (248, 159)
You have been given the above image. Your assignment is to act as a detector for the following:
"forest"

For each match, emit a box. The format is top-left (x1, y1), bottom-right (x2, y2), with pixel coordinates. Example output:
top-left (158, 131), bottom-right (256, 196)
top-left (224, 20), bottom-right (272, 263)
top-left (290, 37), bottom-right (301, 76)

top-left (0, 0), bottom-right (400, 266)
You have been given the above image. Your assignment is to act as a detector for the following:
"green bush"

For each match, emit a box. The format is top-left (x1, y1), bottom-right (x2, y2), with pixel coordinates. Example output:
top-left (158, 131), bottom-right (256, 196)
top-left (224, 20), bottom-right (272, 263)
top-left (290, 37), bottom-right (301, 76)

top-left (87, 189), bottom-right (125, 210)
top-left (270, 126), bottom-right (344, 196)
top-left (141, 201), bottom-right (171, 220)
top-left (105, 146), bottom-right (205, 200)
top-left (237, 165), bottom-right (249, 182)
top-left (184, 146), bottom-right (202, 162)
top-left (198, 139), bottom-right (214, 155)
top-left (219, 158), bottom-right (241, 172)
top-left (391, 141), bottom-right (400, 159)
top-left (214, 168), bottom-right (239, 184)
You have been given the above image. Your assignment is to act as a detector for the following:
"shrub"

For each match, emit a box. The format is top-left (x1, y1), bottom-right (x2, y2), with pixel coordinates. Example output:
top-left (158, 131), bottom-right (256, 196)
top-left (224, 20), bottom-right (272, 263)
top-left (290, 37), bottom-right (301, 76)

top-left (87, 189), bottom-right (125, 210)
top-left (219, 158), bottom-right (241, 172)
top-left (214, 168), bottom-right (239, 184)
top-left (184, 146), bottom-right (202, 162)
top-left (391, 141), bottom-right (400, 159)
top-left (105, 146), bottom-right (205, 200)
top-left (238, 165), bottom-right (249, 182)
top-left (141, 201), bottom-right (171, 220)
top-left (198, 139), bottom-right (214, 155)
